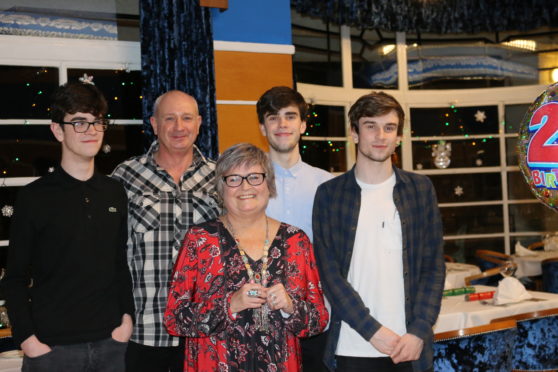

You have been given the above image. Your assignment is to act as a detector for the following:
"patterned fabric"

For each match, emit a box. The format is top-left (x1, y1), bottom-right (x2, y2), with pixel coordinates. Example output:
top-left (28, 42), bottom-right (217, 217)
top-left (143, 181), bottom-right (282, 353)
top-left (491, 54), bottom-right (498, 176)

top-left (165, 220), bottom-right (328, 372)
top-left (542, 260), bottom-right (558, 294)
top-left (512, 315), bottom-right (558, 370)
top-left (139, 0), bottom-right (218, 157)
top-left (290, 0), bottom-right (558, 34)
top-left (111, 141), bottom-right (220, 347)
top-left (433, 327), bottom-right (516, 372)
top-left (313, 166), bottom-right (445, 372)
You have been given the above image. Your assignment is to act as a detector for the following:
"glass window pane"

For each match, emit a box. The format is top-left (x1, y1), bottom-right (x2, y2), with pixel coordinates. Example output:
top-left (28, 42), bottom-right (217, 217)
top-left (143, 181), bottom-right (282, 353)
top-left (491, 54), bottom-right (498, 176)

top-left (67, 69), bottom-right (142, 120)
top-left (351, 28), bottom-right (397, 89)
top-left (0, 124), bottom-right (144, 177)
top-left (429, 173), bottom-right (502, 203)
top-left (444, 238), bottom-right (505, 264)
top-left (509, 203), bottom-right (558, 232)
top-left (410, 106), bottom-right (498, 136)
top-left (505, 104), bottom-right (530, 134)
top-left (292, 11), bottom-right (342, 86)
top-left (505, 137), bottom-right (519, 166)
top-left (300, 140), bottom-right (346, 173)
top-left (0, 66), bottom-right (59, 119)
top-left (508, 172), bottom-right (536, 200)
top-left (441, 205), bottom-right (503, 235)
top-left (94, 124), bottom-right (145, 174)
top-left (0, 186), bottom-right (19, 242)
top-left (0, 125), bottom-right (58, 178)
top-left (305, 105), bottom-right (345, 137)
top-left (413, 138), bottom-right (499, 170)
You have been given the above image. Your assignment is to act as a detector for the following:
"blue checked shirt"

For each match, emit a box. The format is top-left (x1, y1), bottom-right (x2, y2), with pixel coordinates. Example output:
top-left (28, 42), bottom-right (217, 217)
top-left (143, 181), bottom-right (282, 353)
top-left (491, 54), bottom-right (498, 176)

top-left (312, 166), bottom-right (445, 372)
top-left (111, 142), bottom-right (220, 347)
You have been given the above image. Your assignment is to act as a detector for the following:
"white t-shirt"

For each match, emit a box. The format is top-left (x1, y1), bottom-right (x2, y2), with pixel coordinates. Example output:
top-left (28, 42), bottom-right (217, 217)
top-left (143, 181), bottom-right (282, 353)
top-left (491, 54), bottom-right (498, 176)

top-left (336, 173), bottom-right (406, 357)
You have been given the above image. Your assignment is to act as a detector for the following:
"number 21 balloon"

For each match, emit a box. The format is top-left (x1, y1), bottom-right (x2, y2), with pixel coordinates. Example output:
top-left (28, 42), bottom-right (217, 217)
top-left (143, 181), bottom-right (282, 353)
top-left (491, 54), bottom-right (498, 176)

top-left (518, 82), bottom-right (558, 211)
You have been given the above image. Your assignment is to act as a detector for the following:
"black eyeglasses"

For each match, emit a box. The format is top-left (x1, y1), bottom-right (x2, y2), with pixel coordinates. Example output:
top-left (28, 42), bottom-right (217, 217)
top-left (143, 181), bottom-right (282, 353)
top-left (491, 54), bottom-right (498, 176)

top-left (61, 119), bottom-right (110, 133)
top-left (223, 173), bottom-right (266, 187)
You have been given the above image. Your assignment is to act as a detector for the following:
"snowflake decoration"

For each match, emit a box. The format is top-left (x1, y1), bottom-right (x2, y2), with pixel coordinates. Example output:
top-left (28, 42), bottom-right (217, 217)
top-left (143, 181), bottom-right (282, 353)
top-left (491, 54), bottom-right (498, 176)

top-left (475, 158), bottom-right (483, 166)
top-left (79, 73), bottom-right (95, 85)
top-left (454, 186), bottom-right (464, 196)
top-left (474, 110), bottom-right (486, 123)
top-left (416, 163), bottom-right (423, 170)
top-left (1, 205), bottom-right (13, 217)
top-left (48, 167), bottom-right (55, 173)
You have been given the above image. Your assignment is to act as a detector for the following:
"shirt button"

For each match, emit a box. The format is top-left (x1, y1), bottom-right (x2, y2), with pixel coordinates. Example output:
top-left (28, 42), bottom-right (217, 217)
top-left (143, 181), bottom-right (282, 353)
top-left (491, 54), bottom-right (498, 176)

top-left (87, 215), bottom-right (92, 219)
top-left (404, 271), bottom-right (408, 276)
top-left (405, 296), bottom-right (410, 302)
top-left (85, 197), bottom-right (90, 203)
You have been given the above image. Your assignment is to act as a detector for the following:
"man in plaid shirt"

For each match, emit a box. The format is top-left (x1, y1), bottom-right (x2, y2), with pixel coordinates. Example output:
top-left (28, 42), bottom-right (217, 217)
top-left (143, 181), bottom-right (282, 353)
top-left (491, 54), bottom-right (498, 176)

top-left (312, 92), bottom-right (445, 372)
top-left (112, 90), bottom-right (220, 372)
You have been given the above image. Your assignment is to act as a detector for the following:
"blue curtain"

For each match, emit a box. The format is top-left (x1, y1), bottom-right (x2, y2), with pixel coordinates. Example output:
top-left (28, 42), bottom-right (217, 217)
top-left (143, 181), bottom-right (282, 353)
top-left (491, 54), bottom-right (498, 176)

top-left (291, 0), bottom-right (558, 34)
top-left (140, 0), bottom-right (218, 159)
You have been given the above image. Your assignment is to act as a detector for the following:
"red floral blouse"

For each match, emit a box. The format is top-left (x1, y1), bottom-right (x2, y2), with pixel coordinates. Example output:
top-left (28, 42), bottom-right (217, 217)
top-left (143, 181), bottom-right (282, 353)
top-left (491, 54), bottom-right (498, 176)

top-left (165, 219), bottom-right (328, 372)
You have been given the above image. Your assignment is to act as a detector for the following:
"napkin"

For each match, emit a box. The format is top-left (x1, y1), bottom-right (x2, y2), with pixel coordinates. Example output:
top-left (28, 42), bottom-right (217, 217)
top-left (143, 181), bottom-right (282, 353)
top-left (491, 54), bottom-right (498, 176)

top-left (515, 242), bottom-right (536, 256)
top-left (544, 235), bottom-right (558, 251)
top-left (494, 277), bottom-right (532, 305)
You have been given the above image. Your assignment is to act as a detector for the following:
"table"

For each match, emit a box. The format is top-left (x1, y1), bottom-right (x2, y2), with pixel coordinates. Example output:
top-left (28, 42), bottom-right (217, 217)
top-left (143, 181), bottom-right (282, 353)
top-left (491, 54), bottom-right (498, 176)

top-left (434, 285), bottom-right (558, 333)
top-left (514, 250), bottom-right (558, 278)
top-left (0, 356), bottom-right (21, 371)
top-left (444, 262), bottom-right (481, 290)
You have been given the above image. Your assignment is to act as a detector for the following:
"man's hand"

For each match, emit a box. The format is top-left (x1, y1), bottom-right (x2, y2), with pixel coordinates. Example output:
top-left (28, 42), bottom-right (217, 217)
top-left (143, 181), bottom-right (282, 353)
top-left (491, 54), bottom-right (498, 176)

top-left (391, 333), bottom-right (424, 363)
top-left (111, 314), bottom-right (134, 342)
top-left (369, 326), bottom-right (401, 355)
top-left (21, 335), bottom-right (51, 358)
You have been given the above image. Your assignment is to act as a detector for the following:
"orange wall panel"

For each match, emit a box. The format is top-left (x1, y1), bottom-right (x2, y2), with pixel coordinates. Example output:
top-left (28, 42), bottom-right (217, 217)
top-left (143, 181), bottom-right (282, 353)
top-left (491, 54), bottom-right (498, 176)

top-left (216, 104), bottom-right (269, 153)
top-left (214, 51), bottom-right (293, 101)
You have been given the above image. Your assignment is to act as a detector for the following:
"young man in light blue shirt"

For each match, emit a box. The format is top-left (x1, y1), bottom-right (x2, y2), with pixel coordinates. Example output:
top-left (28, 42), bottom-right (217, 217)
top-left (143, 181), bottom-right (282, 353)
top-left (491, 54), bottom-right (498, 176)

top-left (257, 86), bottom-right (333, 370)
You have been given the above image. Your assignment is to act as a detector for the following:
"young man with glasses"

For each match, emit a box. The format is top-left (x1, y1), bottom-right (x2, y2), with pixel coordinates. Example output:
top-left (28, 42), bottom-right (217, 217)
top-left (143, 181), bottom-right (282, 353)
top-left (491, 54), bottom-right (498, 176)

top-left (5, 81), bottom-right (134, 371)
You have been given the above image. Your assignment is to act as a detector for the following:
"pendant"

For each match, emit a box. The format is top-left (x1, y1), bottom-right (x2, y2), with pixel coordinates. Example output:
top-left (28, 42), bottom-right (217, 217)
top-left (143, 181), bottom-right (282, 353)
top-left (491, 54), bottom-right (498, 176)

top-left (254, 303), bottom-right (270, 332)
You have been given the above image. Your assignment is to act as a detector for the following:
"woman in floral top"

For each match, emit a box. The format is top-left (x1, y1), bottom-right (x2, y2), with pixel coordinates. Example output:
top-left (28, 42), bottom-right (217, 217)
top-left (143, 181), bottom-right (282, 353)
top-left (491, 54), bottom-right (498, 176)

top-left (165, 143), bottom-right (328, 372)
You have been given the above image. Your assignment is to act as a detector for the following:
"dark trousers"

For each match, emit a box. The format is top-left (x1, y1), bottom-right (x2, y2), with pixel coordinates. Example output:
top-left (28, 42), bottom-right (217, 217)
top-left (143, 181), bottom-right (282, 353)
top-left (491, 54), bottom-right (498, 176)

top-left (22, 337), bottom-right (127, 372)
top-left (301, 332), bottom-right (329, 372)
top-left (125, 340), bottom-right (184, 372)
top-left (336, 356), bottom-right (424, 372)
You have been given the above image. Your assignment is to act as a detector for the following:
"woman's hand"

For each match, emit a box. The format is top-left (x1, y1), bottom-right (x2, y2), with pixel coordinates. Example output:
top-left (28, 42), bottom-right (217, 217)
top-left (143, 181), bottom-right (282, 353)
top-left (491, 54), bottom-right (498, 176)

top-left (266, 283), bottom-right (294, 314)
top-left (230, 283), bottom-right (267, 314)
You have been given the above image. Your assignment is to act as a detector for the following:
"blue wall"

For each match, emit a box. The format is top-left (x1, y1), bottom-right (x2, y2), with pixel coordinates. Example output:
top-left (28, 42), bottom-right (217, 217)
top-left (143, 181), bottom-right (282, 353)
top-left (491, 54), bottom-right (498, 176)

top-left (212, 0), bottom-right (292, 45)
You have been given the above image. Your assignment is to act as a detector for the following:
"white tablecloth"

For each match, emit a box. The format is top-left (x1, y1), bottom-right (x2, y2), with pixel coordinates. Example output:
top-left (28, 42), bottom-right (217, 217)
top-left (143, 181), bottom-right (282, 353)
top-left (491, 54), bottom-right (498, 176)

top-left (0, 357), bottom-right (21, 371)
top-left (444, 263), bottom-right (481, 289)
top-left (434, 285), bottom-right (558, 333)
top-left (513, 251), bottom-right (558, 278)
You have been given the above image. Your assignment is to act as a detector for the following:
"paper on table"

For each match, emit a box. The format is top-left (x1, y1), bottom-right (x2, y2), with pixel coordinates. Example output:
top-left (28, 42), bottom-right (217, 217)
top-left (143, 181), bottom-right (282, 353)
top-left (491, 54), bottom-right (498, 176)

top-left (515, 242), bottom-right (537, 256)
top-left (494, 277), bottom-right (532, 305)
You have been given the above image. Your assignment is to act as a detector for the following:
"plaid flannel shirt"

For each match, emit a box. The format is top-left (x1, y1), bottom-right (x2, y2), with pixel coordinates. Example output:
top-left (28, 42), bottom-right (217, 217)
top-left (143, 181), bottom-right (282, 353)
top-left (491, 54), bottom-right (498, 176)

top-left (312, 166), bottom-right (445, 372)
top-left (111, 141), bottom-right (220, 347)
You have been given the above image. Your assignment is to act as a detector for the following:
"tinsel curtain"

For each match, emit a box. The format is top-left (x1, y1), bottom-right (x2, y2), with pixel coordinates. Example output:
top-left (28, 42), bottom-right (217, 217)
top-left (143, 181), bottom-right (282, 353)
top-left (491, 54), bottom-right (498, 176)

top-left (140, 0), bottom-right (218, 158)
top-left (290, 0), bottom-right (558, 34)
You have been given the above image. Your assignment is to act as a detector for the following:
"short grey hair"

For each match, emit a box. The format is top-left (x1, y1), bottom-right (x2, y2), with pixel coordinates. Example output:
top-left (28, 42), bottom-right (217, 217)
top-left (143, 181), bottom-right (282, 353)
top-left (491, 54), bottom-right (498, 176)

top-left (215, 143), bottom-right (276, 201)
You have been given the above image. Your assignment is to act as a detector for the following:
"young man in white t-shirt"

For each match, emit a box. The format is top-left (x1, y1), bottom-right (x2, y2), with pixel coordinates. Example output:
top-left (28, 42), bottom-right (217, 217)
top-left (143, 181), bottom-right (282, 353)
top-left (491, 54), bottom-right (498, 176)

top-left (313, 92), bottom-right (445, 372)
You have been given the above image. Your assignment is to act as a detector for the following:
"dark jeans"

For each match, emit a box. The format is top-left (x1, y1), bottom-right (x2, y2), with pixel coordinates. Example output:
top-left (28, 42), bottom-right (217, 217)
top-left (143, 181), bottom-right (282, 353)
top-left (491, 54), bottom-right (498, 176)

top-left (336, 356), bottom-right (427, 372)
top-left (125, 340), bottom-right (184, 372)
top-left (301, 331), bottom-right (329, 372)
top-left (22, 337), bottom-right (127, 372)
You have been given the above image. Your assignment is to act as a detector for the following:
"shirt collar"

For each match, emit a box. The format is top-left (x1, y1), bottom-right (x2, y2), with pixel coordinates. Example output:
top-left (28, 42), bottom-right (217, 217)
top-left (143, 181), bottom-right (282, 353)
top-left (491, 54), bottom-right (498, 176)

top-left (272, 156), bottom-right (303, 177)
top-left (54, 166), bottom-right (101, 188)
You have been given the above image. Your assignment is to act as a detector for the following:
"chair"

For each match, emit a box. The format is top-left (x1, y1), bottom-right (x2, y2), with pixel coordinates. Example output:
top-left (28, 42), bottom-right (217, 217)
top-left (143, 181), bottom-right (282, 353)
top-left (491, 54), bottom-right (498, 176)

top-left (491, 307), bottom-right (558, 371)
top-left (475, 250), bottom-right (513, 286)
top-left (527, 241), bottom-right (545, 251)
top-left (542, 258), bottom-right (558, 294)
top-left (444, 254), bottom-right (456, 263)
top-left (433, 320), bottom-right (517, 372)
top-left (0, 328), bottom-right (15, 353)
top-left (464, 266), bottom-right (512, 286)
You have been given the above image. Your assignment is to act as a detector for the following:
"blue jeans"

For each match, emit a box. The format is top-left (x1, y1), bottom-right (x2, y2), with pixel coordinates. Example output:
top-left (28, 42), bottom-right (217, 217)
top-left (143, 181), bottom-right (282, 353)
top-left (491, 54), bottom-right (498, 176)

top-left (22, 337), bottom-right (127, 372)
